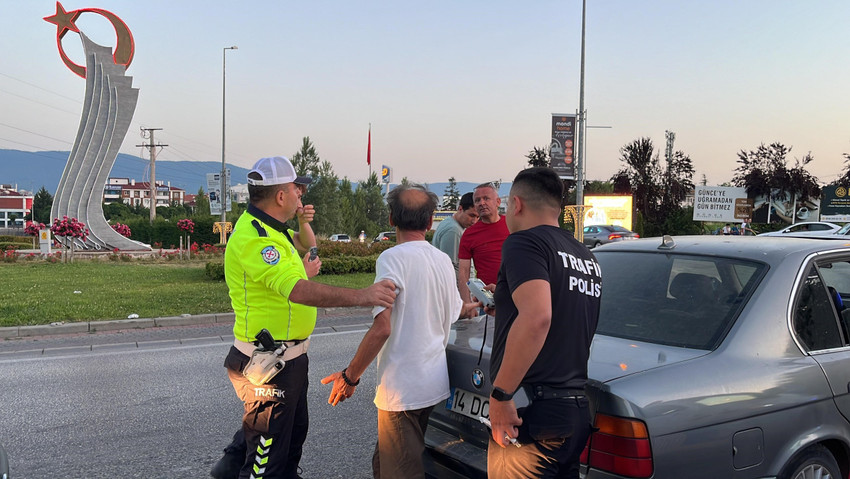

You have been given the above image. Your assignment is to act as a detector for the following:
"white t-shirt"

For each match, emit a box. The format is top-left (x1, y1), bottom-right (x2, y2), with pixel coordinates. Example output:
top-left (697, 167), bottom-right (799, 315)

top-left (372, 241), bottom-right (462, 411)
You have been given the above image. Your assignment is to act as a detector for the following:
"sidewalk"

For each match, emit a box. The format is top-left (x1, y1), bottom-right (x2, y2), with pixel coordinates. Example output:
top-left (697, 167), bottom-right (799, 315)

top-left (0, 307), bottom-right (373, 356)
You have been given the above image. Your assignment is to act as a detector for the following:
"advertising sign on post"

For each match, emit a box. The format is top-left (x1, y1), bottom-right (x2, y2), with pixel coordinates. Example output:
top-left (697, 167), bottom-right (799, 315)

top-left (381, 165), bottom-right (391, 183)
top-left (207, 170), bottom-right (232, 216)
top-left (693, 186), bottom-right (750, 222)
top-left (550, 114), bottom-right (576, 180)
top-left (821, 185), bottom-right (850, 222)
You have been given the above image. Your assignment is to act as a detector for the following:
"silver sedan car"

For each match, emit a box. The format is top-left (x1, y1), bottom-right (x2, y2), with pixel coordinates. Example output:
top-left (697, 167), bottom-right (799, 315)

top-left (425, 235), bottom-right (850, 479)
top-left (757, 221), bottom-right (842, 237)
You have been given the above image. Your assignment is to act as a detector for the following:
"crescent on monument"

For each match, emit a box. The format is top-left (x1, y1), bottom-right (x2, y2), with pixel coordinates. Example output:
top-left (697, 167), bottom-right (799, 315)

top-left (44, 1), bottom-right (135, 78)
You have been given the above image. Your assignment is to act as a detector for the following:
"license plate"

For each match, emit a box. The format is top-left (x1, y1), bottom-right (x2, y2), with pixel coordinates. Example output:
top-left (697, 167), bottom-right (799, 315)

top-left (446, 387), bottom-right (489, 420)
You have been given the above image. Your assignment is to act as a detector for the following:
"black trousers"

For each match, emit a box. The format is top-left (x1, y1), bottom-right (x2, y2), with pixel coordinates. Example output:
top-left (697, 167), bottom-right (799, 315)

top-left (225, 346), bottom-right (309, 479)
top-left (488, 396), bottom-right (591, 479)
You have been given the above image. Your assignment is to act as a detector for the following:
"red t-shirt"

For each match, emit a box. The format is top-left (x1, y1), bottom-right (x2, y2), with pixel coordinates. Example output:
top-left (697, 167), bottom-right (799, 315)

top-left (458, 215), bottom-right (510, 285)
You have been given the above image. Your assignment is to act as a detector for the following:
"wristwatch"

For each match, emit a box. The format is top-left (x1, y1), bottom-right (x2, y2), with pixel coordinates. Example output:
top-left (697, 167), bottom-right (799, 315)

top-left (491, 386), bottom-right (515, 402)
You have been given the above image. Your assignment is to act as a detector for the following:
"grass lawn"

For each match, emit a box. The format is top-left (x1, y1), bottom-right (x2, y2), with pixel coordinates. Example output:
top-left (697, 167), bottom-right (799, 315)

top-left (0, 262), bottom-right (376, 326)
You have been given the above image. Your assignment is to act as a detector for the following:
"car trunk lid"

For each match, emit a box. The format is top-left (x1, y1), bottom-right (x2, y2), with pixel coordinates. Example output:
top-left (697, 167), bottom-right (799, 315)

top-left (589, 334), bottom-right (709, 383)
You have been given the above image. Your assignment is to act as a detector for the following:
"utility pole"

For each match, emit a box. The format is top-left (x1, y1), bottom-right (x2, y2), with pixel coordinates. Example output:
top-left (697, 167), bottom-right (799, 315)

top-left (137, 128), bottom-right (167, 224)
top-left (575, 0), bottom-right (587, 208)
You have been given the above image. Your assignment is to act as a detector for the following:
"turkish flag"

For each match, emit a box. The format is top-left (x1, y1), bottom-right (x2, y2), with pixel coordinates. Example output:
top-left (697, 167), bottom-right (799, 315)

top-left (367, 127), bottom-right (371, 165)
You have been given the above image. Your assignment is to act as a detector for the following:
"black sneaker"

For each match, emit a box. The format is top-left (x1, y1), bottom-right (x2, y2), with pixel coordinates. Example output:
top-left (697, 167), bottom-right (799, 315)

top-left (210, 451), bottom-right (243, 479)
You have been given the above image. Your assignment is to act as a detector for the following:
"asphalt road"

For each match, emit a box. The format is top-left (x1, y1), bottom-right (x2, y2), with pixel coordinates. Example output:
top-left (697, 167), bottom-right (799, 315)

top-left (0, 310), bottom-right (381, 478)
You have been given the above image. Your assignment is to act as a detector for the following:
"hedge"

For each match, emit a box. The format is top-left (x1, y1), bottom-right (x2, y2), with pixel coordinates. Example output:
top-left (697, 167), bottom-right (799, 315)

top-left (320, 255), bottom-right (379, 275)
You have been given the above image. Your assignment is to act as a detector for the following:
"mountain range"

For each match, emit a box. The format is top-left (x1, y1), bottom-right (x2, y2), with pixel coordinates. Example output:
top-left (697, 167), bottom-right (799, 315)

top-left (0, 149), bottom-right (510, 198)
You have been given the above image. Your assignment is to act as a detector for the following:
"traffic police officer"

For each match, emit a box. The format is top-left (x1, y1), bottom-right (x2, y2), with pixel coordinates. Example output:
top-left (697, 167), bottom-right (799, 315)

top-left (214, 156), bottom-right (397, 479)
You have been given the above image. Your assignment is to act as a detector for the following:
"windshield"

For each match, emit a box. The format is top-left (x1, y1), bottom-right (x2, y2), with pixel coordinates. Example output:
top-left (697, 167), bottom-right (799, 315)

top-left (594, 251), bottom-right (766, 350)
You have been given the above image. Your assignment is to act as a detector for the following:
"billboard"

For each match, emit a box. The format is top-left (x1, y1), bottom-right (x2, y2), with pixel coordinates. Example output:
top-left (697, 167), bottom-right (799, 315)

top-left (550, 114), bottom-right (576, 180)
top-left (381, 165), bottom-right (391, 183)
top-left (207, 170), bottom-right (232, 216)
top-left (693, 186), bottom-right (750, 222)
top-left (821, 185), bottom-right (850, 222)
top-left (751, 190), bottom-right (820, 224)
top-left (583, 195), bottom-right (633, 230)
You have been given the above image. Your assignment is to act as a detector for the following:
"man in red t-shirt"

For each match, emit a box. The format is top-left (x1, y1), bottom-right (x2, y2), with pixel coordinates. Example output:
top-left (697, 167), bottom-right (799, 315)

top-left (458, 182), bottom-right (510, 301)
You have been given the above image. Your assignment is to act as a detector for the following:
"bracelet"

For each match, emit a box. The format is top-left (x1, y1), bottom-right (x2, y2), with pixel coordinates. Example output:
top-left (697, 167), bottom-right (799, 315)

top-left (341, 368), bottom-right (360, 387)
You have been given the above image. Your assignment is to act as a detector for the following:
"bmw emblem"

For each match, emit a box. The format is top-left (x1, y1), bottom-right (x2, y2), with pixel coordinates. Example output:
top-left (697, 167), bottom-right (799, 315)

top-left (471, 368), bottom-right (484, 389)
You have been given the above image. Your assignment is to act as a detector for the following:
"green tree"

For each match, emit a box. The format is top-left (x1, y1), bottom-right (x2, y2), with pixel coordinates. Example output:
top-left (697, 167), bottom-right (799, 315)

top-left (660, 150), bottom-right (695, 215)
top-left (103, 201), bottom-right (133, 221)
top-left (612, 138), bottom-right (661, 224)
top-left (290, 136), bottom-right (321, 178)
top-left (525, 146), bottom-right (550, 168)
top-left (611, 137), bottom-right (696, 236)
top-left (337, 178), bottom-right (356, 235)
top-left (831, 152), bottom-right (850, 186)
top-left (442, 177), bottom-right (460, 210)
top-left (352, 172), bottom-right (390, 236)
top-left (303, 160), bottom-right (342, 235)
top-left (584, 180), bottom-right (614, 194)
top-left (32, 186), bottom-right (53, 223)
top-left (732, 143), bottom-right (821, 219)
top-left (194, 187), bottom-right (211, 217)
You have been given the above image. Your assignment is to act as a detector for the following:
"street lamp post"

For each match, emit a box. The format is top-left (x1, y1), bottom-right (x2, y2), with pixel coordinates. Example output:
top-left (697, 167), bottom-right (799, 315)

top-left (575, 0), bottom-right (587, 208)
top-left (221, 45), bottom-right (238, 224)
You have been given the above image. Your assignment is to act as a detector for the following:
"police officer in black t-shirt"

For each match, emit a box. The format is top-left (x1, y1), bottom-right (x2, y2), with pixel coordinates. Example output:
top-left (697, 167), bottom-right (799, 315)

top-left (486, 167), bottom-right (602, 479)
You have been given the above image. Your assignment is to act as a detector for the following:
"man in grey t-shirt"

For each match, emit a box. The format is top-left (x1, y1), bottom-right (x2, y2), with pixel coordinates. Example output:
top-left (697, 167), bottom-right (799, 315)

top-left (431, 192), bottom-right (478, 275)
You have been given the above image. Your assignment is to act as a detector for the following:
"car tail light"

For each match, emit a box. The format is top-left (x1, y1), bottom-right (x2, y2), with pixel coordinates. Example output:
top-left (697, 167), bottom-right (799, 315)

top-left (581, 414), bottom-right (652, 478)
top-left (634, 234), bottom-right (640, 238)
top-left (608, 234), bottom-right (622, 240)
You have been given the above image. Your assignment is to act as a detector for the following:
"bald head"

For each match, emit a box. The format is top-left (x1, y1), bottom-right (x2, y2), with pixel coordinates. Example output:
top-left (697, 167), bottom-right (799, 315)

top-left (387, 184), bottom-right (439, 231)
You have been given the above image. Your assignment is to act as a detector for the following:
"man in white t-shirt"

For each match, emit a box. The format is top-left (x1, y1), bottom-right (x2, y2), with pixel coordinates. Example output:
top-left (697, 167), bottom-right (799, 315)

top-left (322, 183), bottom-right (480, 479)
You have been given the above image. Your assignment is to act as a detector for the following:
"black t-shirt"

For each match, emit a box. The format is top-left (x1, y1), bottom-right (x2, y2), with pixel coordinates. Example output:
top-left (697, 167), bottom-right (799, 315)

top-left (490, 225), bottom-right (601, 390)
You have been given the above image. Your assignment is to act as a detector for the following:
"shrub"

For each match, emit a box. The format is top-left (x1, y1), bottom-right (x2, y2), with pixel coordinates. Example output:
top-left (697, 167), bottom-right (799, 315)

top-left (320, 255), bottom-right (379, 275)
top-left (317, 240), bottom-right (372, 257)
top-left (369, 241), bottom-right (396, 256)
top-left (0, 242), bottom-right (28, 251)
top-left (206, 260), bottom-right (225, 280)
top-left (2, 249), bottom-right (18, 263)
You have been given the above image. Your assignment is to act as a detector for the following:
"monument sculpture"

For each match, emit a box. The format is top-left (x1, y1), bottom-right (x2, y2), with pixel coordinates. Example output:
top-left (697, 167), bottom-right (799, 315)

top-left (44, 2), bottom-right (149, 251)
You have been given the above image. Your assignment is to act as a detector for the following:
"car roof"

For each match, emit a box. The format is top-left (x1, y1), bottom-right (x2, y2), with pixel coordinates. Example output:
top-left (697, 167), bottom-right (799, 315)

top-left (596, 235), bottom-right (850, 265)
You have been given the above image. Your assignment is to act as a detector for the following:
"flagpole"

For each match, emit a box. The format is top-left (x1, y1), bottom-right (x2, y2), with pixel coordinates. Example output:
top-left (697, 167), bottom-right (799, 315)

top-left (367, 123), bottom-right (372, 178)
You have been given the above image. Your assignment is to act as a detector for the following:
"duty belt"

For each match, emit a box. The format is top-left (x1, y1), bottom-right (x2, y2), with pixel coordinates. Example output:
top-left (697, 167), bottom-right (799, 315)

top-left (233, 337), bottom-right (310, 361)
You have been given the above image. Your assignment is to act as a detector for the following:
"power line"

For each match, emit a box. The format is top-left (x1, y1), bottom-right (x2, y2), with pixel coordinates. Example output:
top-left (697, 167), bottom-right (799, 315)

top-left (0, 72), bottom-right (82, 103)
top-left (0, 122), bottom-right (73, 145)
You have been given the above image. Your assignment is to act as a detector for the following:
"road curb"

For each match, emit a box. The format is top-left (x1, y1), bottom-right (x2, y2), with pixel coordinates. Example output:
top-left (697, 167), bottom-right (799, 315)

top-left (0, 307), bottom-right (371, 340)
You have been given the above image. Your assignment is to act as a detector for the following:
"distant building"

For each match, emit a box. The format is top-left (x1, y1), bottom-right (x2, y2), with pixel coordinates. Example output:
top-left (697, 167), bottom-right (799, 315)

top-left (231, 183), bottom-right (249, 204)
top-left (103, 177), bottom-right (185, 208)
top-left (0, 186), bottom-right (33, 228)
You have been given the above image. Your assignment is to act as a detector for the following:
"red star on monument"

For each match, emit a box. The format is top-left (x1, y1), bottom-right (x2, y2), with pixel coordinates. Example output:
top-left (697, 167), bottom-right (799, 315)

top-left (44, 1), bottom-right (81, 36)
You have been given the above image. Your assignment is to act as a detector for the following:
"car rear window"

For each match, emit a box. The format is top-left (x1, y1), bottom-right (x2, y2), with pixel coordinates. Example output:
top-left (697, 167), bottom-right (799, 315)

top-left (594, 252), bottom-right (766, 350)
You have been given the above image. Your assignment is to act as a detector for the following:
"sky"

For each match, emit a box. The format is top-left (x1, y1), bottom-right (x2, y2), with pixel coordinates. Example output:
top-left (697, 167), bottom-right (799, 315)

top-left (1, 0), bottom-right (849, 188)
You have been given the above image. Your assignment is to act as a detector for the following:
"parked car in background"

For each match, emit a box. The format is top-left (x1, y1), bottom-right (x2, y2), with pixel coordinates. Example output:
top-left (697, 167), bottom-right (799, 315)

top-left (830, 223), bottom-right (850, 236)
top-left (328, 233), bottom-right (351, 242)
top-left (425, 235), bottom-right (850, 479)
top-left (758, 221), bottom-right (841, 237)
top-left (371, 231), bottom-right (395, 244)
top-left (582, 224), bottom-right (639, 248)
